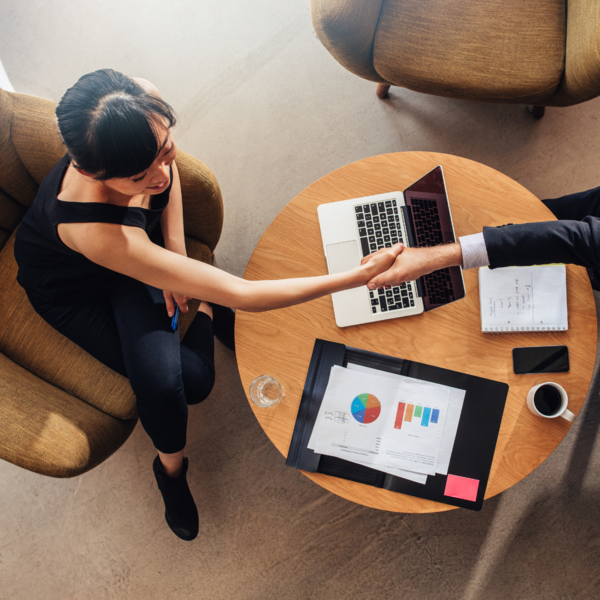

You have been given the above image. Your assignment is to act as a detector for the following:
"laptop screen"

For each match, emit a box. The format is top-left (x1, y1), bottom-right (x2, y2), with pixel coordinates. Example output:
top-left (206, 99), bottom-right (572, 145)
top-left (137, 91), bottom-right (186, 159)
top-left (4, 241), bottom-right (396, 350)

top-left (402, 166), bottom-right (465, 310)
top-left (404, 166), bottom-right (454, 248)
top-left (404, 165), bottom-right (446, 196)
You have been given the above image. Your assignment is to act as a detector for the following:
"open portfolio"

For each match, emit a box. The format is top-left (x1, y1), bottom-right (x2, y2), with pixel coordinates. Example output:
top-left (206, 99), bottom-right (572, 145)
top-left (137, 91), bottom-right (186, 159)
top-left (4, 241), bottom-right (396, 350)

top-left (308, 365), bottom-right (466, 485)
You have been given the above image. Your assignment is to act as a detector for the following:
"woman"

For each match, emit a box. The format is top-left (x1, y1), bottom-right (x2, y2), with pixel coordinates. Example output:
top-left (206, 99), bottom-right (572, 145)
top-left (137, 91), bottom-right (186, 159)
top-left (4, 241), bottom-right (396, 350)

top-left (14, 69), bottom-right (401, 541)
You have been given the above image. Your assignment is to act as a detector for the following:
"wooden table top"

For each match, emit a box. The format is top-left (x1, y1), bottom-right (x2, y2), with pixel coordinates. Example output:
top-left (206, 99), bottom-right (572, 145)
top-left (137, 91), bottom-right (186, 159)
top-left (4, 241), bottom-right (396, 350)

top-left (236, 151), bottom-right (597, 513)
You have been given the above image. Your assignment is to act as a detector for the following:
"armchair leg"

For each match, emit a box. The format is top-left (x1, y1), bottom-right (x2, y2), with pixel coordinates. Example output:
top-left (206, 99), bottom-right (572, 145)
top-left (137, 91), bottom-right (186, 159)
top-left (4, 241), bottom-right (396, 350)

top-left (376, 84), bottom-right (391, 99)
top-left (527, 105), bottom-right (545, 119)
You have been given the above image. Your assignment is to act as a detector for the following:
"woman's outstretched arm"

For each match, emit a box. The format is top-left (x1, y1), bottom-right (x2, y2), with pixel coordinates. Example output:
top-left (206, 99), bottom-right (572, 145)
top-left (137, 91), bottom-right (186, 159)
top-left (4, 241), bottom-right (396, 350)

top-left (59, 221), bottom-right (403, 312)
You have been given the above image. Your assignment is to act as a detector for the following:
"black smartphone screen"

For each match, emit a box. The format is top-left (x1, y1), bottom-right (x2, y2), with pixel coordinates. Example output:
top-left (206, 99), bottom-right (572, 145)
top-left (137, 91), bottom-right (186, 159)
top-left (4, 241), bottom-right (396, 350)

top-left (512, 346), bottom-right (569, 374)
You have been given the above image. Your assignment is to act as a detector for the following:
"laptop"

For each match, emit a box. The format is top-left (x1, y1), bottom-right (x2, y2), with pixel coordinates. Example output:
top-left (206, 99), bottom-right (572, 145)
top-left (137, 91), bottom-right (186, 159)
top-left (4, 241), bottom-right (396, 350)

top-left (317, 165), bottom-right (465, 327)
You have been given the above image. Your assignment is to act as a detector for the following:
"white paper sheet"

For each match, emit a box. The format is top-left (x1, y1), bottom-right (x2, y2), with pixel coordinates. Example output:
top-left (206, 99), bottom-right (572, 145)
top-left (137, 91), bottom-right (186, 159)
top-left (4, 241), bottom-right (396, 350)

top-left (308, 366), bottom-right (451, 475)
top-left (346, 364), bottom-right (465, 476)
top-left (353, 460), bottom-right (428, 484)
top-left (479, 265), bottom-right (568, 331)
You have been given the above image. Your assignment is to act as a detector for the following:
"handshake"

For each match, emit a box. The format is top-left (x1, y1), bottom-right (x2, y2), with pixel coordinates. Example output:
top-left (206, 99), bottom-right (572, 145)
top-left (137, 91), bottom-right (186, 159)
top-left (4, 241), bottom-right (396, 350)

top-left (360, 242), bottom-right (464, 289)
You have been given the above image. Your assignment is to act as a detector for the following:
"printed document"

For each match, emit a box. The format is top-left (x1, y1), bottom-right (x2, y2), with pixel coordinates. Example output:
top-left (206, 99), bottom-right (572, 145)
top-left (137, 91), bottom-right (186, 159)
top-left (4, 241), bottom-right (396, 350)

top-left (308, 366), bottom-right (451, 475)
top-left (347, 364), bottom-right (465, 476)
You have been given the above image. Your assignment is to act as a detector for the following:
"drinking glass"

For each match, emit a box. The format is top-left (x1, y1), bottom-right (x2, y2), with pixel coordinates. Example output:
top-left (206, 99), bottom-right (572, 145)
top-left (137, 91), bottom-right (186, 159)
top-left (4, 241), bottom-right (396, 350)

top-left (249, 375), bottom-right (283, 408)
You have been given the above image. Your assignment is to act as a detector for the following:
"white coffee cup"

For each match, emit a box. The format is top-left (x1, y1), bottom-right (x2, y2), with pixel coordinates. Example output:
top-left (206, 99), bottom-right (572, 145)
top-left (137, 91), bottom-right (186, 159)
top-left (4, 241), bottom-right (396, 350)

top-left (526, 382), bottom-right (575, 422)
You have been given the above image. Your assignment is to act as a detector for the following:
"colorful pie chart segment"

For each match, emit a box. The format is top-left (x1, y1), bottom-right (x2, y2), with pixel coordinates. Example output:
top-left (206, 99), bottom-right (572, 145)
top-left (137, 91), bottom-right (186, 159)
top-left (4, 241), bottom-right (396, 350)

top-left (351, 393), bottom-right (381, 424)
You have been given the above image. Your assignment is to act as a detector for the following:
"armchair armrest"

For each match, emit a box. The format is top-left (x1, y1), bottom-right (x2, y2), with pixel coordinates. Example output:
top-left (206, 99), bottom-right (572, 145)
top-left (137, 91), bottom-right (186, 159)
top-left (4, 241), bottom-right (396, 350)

top-left (0, 353), bottom-right (135, 478)
top-left (310, 0), bottom-right (387, 83)
top-left (547, 0), bottom-right (600, 106)
top-left (176, 150), bottom-right (224, 253)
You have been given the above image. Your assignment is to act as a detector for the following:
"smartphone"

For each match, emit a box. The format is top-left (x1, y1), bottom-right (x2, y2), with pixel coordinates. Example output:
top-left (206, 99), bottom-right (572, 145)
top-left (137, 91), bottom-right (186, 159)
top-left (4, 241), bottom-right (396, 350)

top-left (512, 346), bottom-right (569, 374)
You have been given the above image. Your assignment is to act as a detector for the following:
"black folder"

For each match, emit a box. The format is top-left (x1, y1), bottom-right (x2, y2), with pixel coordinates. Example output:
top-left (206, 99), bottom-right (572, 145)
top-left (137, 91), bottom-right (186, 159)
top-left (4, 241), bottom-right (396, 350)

top-left (286, 339), bottom-right (509, 511)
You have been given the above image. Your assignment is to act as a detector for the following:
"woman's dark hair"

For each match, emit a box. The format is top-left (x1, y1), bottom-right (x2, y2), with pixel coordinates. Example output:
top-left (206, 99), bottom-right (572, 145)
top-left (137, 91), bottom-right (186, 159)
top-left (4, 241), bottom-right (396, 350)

top-left (55, 69), bottom-right (177, 180)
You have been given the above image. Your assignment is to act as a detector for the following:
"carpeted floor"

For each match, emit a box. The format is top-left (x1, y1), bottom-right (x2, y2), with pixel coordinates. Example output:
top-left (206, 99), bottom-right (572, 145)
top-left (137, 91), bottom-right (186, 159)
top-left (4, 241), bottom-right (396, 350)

top-left (1, 2), bottom-right (600, 598)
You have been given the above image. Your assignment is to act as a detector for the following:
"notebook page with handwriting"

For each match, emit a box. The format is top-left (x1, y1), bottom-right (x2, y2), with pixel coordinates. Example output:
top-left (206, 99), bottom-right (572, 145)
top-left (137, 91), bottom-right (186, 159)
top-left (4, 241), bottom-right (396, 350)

top-left (479, 265), bottom-right (567, 332)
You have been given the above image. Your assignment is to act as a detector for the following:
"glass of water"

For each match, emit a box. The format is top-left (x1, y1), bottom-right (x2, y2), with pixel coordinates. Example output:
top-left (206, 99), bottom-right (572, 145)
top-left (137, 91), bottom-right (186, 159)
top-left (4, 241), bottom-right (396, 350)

top-left (249, 375), bottom-right (283, 408)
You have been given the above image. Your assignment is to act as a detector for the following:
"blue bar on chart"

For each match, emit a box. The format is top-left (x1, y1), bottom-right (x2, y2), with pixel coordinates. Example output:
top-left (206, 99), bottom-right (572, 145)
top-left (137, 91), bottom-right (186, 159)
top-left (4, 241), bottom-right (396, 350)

top-left (430, 408), bottom-right (439, 424)
top-left (421, 406), bottom-right (431, 427)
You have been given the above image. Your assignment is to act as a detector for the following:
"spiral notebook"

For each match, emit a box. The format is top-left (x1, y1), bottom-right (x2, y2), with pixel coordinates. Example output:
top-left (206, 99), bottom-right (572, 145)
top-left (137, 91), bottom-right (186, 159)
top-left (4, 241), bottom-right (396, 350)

top-left (479, 265), bottom-right (568, 333)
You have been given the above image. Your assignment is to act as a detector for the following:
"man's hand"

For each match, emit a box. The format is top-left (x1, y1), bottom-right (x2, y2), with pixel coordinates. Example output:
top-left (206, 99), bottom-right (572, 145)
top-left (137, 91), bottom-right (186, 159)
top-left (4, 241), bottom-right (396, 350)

top-left (366, 243), bottom-right (464, 289)
top-left (163, 290), bottom-right (190, 318)
top-left (359, 243), bottom-right (405, 282)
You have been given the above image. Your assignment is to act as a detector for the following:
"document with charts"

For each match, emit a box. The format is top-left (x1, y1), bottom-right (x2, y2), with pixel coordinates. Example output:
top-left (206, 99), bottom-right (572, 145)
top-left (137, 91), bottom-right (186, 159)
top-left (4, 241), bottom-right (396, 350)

top-left (479, 265), bottom-right (568, 332)
top-left (346, 364), bottom-right (466, 478)
top-left (307, 366), bottom-right (452, 475)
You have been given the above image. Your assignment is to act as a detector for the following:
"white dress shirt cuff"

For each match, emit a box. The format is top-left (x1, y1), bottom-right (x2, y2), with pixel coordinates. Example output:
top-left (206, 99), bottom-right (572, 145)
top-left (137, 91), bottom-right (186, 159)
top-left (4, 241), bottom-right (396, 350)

top-left (459, 233), bottom-right (490, 270)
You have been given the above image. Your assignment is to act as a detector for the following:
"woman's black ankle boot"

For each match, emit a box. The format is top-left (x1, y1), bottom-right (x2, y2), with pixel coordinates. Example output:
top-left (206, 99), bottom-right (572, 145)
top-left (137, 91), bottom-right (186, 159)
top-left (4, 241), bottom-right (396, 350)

top-left (153, 456), bottom-right (199, 541)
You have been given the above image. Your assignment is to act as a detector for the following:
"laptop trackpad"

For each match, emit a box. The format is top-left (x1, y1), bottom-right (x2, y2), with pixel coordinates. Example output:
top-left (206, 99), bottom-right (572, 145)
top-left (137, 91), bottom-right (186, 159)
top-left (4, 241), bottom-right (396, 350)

top-left (326, 241), bottom-right (360, 274)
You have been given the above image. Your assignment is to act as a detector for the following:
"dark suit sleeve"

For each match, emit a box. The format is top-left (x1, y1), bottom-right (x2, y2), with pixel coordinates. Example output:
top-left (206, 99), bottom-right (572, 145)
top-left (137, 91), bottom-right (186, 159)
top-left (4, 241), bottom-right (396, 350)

top-left (483, 217), bottom-right (600, 270)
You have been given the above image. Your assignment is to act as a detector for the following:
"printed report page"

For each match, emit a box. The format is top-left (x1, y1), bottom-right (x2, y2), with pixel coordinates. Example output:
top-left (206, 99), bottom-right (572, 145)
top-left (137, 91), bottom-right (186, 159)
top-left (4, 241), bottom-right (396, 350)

top-left (308, 366), bottom-right (451, 475)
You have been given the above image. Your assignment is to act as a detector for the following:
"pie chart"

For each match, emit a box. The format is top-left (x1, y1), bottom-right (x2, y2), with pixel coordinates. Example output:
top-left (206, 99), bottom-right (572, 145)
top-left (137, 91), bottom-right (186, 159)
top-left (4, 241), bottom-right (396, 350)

top-left (351, 393), bottom-right (381, 424)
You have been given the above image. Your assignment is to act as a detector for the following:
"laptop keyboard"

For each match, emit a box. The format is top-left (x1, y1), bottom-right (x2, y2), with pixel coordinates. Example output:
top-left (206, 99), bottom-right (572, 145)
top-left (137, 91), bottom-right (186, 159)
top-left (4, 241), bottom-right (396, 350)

top-left (422, 267), bottom-right (455, 305)
top-left (354, 199), bottom-right (416, 314)
top-left (410, 198), bottom-right (456, 305)
top-left (411, 199), bottom-right (444, 246)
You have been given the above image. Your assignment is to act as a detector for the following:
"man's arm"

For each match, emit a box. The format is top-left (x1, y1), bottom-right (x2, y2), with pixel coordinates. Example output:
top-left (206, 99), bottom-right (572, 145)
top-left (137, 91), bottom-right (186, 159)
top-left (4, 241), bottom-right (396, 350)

top-left (368, 217), bottom-right (600, 289)
top-left (484, 218), bottom-right (600, 270)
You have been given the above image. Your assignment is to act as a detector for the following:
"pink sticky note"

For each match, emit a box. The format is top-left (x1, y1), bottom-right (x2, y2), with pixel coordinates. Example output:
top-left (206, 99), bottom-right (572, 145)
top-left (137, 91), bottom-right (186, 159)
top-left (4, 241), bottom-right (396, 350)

top-left (444, 474), bottom-right (480, 502)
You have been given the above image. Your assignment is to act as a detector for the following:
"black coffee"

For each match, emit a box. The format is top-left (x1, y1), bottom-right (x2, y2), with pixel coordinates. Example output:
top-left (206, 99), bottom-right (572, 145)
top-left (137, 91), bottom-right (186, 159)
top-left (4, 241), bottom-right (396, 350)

top-left (534, 385), bottom-right (562, 416)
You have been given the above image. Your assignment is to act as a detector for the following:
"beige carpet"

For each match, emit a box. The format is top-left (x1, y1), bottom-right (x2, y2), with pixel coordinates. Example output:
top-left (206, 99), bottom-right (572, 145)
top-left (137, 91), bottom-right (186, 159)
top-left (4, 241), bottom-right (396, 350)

top-left (1, 2), bottom-right (600, 599)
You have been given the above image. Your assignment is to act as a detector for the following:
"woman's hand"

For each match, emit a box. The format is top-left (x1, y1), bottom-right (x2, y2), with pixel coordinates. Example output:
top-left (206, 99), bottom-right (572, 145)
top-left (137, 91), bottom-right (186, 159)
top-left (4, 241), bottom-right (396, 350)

top-left (163, 290), bottom-right (190, 318)
top-left (359, 243), bottom-right (405, 283)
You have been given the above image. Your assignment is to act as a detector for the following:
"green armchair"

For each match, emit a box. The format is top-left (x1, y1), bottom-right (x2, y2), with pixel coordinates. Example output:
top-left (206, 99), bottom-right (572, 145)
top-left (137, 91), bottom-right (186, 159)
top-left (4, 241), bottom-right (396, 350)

top-left (0, 87), bottom-right (224, 477)
top-left (311, 0), bottom-right (600, 116)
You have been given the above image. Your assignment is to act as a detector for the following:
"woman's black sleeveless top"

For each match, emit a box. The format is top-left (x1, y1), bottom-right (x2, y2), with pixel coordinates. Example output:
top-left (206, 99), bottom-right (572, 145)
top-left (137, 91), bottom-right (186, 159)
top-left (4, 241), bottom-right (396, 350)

top-left (14, 154), bottom-right (172, 308)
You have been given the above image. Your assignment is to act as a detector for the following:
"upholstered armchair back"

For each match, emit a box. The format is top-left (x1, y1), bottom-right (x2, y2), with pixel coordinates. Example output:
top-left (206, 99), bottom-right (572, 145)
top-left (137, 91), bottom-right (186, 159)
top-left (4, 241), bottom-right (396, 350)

top-left (311, 0), bottom-right (600, 108)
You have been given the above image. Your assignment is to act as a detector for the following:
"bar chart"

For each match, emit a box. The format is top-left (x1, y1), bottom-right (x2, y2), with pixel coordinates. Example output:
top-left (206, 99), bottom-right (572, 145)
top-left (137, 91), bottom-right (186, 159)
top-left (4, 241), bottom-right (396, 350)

top-left (394, 402), bottom-right (440, 430)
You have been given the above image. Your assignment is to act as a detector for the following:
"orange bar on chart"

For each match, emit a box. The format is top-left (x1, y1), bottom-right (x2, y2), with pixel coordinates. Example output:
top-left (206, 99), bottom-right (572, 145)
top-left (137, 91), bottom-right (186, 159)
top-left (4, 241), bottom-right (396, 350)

top-left (404, 403), bottom-right (414, 422)
top-left (394, 402), bottom-right (406, 429)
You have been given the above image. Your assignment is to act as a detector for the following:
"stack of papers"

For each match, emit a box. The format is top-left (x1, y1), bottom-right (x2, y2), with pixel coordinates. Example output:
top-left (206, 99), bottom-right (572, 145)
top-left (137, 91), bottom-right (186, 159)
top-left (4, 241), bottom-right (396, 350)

top-left (307, 365), bottom-right (465, 485)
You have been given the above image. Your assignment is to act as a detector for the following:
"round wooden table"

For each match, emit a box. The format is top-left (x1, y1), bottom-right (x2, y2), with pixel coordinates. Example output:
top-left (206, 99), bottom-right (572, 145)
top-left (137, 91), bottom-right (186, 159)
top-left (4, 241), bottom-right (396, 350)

top-left (236, 152), bottom-right (597, 513)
